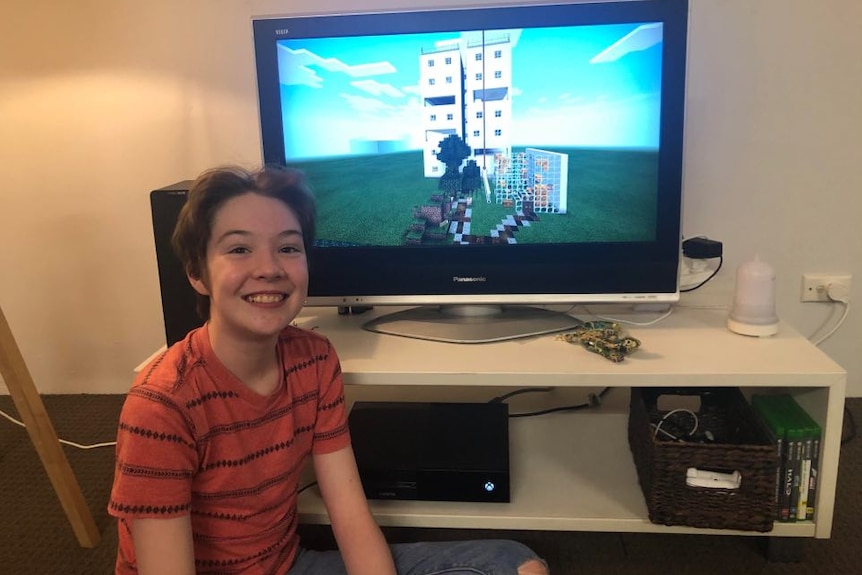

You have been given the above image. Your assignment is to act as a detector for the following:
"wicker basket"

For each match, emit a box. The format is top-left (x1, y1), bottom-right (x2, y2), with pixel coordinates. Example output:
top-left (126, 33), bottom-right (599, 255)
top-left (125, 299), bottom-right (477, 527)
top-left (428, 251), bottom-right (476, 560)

top-left (628, 387), bottom-right (778, 532)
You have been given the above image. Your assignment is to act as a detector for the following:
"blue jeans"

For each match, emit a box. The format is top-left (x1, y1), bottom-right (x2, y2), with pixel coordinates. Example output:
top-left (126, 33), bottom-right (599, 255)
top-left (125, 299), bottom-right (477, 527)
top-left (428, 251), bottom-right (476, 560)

top-left (288, 539), bottom-right (546, 575)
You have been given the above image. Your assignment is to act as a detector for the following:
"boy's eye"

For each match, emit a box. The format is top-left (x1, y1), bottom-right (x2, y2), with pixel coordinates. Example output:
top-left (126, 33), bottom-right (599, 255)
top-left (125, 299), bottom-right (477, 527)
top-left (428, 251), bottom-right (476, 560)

top-left (280, 245), bottom-right (302, 254)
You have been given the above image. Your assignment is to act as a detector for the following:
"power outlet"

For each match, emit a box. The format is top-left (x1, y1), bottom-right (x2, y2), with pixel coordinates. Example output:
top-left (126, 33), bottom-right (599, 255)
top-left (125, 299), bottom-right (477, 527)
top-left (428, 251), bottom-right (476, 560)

top-left (801, 274), bottom-right (852, 302)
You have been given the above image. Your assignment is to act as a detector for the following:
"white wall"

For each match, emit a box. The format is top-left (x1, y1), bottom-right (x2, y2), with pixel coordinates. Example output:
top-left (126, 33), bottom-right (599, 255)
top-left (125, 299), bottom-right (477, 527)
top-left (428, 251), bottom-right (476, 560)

top-left (1, 0), bottom-right (860, 395)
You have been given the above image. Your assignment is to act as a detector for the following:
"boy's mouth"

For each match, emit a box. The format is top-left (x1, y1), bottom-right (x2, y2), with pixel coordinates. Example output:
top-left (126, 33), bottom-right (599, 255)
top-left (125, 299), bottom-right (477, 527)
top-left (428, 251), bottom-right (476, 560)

top-left (244, 293), bottom-right (286, 304)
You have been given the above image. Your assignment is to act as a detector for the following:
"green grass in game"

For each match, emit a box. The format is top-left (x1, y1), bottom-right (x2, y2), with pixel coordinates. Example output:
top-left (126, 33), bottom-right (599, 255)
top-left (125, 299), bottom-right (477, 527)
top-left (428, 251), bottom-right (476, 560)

top-left (290, 147), bottom-right (658, 246)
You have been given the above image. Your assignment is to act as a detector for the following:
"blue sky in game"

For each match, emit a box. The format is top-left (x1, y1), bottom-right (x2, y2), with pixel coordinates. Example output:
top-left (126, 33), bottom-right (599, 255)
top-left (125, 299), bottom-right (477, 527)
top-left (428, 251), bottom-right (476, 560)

top-left (277, 22), bottom-right (663, 160)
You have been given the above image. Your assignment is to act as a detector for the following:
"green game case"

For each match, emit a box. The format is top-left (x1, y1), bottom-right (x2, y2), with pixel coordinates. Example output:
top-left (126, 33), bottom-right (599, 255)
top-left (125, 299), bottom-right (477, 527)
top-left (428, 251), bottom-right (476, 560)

top-left (751, 394), bottom-right (821, 522)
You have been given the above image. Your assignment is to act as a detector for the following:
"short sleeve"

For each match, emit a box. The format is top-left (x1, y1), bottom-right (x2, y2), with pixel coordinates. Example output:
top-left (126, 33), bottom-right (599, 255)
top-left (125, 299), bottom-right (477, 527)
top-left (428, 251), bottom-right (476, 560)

top-left (108, 386), bottom-right (199, 520)
top-left (311, 340), bottom-right (351, 454)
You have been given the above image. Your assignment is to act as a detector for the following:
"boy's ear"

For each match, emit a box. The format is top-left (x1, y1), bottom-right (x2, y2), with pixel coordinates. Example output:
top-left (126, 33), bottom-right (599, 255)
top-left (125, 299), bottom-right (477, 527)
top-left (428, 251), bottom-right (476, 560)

top-left (188, 274), bottom-right (211, 296)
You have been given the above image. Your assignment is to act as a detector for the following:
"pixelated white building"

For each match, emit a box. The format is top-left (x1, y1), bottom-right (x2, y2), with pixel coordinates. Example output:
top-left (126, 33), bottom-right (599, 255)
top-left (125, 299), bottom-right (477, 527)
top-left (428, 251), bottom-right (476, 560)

top-left (419, 34), bottom-right (513, 177)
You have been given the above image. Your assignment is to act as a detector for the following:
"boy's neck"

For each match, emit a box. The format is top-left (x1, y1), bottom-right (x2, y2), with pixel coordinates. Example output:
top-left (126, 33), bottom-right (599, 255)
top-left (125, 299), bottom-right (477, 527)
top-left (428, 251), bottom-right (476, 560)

top-left (206, 325), bottom-right (282, 396)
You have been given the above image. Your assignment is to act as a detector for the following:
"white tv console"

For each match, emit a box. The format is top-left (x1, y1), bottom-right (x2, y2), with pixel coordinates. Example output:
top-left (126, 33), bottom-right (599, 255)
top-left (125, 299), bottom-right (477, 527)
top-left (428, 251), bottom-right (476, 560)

top-left (293, 305), bottom-right (846, 540)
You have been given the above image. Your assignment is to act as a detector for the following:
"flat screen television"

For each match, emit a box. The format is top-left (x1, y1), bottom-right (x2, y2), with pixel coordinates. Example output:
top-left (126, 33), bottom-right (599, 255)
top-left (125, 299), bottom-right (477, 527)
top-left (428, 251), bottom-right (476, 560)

top-left (207, 0), bottom-right (689, 343)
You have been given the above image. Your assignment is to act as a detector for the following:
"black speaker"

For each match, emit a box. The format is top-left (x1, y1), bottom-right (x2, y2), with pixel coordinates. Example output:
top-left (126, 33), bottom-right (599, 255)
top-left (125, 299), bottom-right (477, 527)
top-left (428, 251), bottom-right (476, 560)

top-left (150, 181), bottom-right (202, 346)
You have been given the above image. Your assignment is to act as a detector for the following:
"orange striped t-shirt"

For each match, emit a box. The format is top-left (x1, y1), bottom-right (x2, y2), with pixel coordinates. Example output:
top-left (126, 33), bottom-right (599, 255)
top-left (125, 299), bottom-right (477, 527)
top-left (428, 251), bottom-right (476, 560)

top-left (108, 323), bottom-right (350, 574)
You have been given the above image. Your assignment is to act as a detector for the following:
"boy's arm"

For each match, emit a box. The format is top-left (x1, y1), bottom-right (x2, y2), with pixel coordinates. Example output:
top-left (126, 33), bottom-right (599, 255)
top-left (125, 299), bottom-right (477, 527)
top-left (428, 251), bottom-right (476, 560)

top-left (130, 516), bottom-right (196, 575)
top-left (313, 445), bottom-right (396, 575)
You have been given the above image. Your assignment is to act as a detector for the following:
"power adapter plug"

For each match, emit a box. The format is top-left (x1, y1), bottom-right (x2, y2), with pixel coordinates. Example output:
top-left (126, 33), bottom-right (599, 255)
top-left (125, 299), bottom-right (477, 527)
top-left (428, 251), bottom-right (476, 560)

top-left (682, 237), bottom-right (723, 259)
top-left (679, 237), bottom-right (724, 291)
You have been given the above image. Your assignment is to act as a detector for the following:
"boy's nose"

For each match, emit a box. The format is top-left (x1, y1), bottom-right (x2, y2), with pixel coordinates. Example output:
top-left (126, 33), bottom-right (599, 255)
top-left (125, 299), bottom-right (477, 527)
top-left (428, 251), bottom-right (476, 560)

top-left (255, 252), bottom-right (285, 279)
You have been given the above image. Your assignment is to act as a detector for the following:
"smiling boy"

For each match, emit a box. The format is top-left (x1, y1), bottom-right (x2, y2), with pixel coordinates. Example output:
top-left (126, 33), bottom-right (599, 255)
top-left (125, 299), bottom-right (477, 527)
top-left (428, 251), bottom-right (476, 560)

top-left (109, 165), bottom-right (548, 575)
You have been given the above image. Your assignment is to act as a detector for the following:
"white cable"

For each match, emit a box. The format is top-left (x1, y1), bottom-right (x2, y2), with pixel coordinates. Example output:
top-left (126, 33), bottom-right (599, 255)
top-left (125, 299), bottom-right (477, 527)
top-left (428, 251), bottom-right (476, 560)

top-left (653, 408), bottom-right (699, 440)
top-left (675, 302), bottom-right (730, 311)
top-left (581, 305), bottom-right (675, 327)
top-left (811, 301), bottom-right (851, 346)
top-left (811, 282), bottom-right (851, 347)
top-left (0, 407), bottom-right (116, 450)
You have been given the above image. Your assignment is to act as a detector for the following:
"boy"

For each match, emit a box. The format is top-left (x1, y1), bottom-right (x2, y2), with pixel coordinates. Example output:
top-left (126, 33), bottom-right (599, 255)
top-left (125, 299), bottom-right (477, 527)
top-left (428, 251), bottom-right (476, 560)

top-left (109, 165), bottom-right (548, 575)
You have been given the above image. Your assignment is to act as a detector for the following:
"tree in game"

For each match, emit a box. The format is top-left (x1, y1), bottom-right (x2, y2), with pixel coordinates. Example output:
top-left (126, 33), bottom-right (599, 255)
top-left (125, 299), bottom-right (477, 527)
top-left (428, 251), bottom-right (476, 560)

top-left (436, 134), bottom-right (471, 197)
top-left (461, 159), bottom-right (482, 196)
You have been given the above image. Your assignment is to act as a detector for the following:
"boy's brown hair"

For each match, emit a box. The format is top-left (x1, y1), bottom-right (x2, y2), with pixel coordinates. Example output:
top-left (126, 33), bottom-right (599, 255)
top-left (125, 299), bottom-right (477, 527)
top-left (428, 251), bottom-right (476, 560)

top-left (171, 165), bottom-right (316, 320)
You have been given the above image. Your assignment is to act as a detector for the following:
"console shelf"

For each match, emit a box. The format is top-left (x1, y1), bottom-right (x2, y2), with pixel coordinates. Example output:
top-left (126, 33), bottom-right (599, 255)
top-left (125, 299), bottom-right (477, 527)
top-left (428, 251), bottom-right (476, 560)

top-left (294, 306), bottom-right (845, 539)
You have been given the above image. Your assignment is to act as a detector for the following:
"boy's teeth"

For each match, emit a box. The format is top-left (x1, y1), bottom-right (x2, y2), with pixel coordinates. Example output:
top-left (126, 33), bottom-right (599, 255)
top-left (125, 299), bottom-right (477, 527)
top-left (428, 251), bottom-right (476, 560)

top-left (246, 294), bottom-right (284, 303)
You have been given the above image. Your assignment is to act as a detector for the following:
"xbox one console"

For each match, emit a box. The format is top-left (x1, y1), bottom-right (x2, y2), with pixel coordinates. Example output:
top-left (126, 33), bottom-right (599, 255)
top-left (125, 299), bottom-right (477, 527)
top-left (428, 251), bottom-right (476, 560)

top-left (348, 401), bottom-right (510, 503)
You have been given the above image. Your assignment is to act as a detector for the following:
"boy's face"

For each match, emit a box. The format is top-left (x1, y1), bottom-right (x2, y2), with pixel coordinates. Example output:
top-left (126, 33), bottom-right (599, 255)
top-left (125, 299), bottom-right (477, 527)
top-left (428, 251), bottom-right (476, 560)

top-left (189, 192), bottom-right (309, 344)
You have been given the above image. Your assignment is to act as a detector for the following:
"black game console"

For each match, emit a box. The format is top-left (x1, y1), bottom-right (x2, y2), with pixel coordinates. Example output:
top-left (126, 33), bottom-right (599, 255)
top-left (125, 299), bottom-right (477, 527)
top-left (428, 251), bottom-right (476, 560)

top-left (349, 401), bottom-right (510, 503)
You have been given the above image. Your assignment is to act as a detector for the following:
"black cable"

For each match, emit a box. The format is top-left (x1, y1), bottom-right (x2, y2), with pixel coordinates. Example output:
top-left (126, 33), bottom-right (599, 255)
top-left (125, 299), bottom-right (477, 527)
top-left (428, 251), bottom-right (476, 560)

top-left (298, 481), bottom-right (318, 494)
top-left (489, 387), bottom-right (554, 403)
top-left (510, 404), bottom-right (592, 418)
top-left (508, 387), bottom-right (612, 418)
top-left (680, 256), bottom-right (723, 293)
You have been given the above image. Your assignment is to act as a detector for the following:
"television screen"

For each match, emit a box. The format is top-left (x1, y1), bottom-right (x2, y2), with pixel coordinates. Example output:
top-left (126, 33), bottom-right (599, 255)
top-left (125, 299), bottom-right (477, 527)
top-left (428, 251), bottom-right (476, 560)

top-left (248, 0), bottom-right (686, 342)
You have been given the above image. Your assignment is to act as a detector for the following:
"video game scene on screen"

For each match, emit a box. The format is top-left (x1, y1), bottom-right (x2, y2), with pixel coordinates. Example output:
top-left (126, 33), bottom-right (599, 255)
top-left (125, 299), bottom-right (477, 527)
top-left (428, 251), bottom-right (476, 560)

top-left (278, 22), bottom-right (663, 248)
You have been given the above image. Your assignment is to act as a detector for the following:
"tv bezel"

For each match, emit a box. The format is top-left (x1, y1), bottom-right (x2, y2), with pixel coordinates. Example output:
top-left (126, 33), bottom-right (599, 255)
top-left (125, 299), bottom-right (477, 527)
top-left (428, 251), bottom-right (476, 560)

top-left (251, 0), bottom-right (688, 310)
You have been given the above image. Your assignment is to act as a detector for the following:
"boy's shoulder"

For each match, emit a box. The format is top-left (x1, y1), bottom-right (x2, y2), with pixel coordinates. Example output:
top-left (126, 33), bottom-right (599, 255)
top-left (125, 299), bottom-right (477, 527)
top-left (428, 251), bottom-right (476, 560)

top-left (132, 328), bottom-right (208, 397)
top-left (278, 324), bottom-right (335, 357)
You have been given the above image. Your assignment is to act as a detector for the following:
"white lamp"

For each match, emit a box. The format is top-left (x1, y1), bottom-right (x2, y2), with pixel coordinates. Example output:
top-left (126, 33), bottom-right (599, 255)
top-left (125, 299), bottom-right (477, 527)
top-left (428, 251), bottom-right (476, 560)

top-left (727, 256), bottom-right (779, 337)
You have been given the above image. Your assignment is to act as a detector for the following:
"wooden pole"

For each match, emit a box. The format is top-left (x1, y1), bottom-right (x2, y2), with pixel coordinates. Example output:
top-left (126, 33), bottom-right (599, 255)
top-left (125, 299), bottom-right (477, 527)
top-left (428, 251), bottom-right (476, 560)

top-left (0, 304), bottom-right (101, 548)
